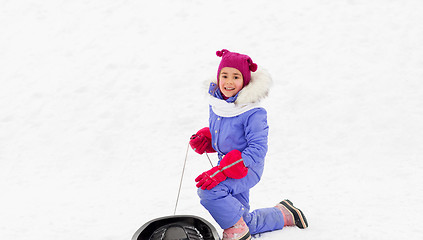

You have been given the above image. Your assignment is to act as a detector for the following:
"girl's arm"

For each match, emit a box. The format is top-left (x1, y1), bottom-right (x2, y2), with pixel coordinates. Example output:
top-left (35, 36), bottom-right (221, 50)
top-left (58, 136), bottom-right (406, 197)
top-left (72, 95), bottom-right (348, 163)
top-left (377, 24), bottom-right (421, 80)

top-left (242, 108), bottom-right (269, 168)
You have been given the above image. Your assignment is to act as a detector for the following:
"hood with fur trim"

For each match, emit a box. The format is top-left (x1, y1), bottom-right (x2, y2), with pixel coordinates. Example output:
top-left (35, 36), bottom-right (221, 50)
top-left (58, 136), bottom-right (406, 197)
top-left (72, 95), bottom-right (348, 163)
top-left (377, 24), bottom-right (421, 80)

top-left (208, 68), bottom-right (272, 105)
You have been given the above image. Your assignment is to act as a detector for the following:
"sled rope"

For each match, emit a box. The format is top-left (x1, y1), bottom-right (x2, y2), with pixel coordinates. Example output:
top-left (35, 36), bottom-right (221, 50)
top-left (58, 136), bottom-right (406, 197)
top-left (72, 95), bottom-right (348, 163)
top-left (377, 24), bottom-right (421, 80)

top-left (174, 142), bottom-right (190, 215)
top-left (174, 143), bottom-right (215, 215)
top-left (205, 152), bottom-right (214, 168)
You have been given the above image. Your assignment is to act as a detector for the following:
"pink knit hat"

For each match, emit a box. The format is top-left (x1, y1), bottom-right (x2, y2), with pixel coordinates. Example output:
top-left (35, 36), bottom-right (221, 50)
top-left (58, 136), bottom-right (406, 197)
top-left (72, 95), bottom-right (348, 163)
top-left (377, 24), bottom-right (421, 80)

top-left (216, 49), bottom-right (258, 86)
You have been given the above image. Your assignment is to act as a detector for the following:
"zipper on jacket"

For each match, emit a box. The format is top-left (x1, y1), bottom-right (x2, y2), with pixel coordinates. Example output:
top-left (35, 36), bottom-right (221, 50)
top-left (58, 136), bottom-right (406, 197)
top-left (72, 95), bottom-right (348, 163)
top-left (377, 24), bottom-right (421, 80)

top-left (213, 116), bottom-right (223, 156)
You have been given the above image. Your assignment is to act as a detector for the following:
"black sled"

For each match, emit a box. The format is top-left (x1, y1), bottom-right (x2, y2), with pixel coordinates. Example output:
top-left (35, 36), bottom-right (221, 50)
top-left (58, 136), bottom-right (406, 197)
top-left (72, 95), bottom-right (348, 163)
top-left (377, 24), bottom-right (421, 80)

top-left (132, 215), bottom-right (220, 240)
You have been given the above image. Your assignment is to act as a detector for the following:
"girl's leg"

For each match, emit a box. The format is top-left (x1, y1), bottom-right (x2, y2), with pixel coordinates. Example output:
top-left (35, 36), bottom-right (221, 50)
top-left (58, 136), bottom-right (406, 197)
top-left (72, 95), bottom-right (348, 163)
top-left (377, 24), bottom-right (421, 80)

top-left (243, 207), bottom-right (284, 235)
top-left (198, 180), bottom-right (285, 235)
top-left (197, 168), bottom-right (287, 235)
top-left (197, 169), bottom-right (260, 229)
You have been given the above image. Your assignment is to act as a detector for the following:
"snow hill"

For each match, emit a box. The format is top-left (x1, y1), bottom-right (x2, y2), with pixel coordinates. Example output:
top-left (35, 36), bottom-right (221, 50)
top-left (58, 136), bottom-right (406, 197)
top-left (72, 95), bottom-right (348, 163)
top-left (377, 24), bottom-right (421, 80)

top-left (1, 0), bottom-right (422, 239)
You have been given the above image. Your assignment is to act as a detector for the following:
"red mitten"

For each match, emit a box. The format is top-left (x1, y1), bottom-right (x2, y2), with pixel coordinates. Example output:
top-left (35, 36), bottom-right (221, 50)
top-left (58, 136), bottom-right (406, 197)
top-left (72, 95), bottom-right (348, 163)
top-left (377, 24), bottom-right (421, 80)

top-left (195, 150), bottom-right (248, 190)
top-left (219, 149), bottom-right (248, 179)
top-left (195, 166), bottom-right (227, 190)
top-left (189, 127), bottom-right (216, 154)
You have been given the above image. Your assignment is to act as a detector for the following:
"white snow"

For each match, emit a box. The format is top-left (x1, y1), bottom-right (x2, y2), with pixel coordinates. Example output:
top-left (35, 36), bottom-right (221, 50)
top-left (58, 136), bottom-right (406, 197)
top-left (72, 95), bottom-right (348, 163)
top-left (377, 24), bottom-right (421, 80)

top-left (1, 0), bottom-right (423, 239)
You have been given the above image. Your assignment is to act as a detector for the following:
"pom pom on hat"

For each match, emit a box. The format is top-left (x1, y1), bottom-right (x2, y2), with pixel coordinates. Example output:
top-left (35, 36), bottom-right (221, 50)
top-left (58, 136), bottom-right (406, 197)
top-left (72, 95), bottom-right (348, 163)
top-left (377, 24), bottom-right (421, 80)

top-left (247, 58), bottom-right (258, 72)
top-left (216, 49), bottom-right (258, 86)
top-left (216, 49), bottom-right (229, 57)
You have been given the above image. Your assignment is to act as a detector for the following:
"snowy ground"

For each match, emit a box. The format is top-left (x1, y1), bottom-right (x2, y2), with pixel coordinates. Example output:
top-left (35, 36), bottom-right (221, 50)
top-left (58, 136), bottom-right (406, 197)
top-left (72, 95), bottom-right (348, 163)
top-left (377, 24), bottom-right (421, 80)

top-left (1, 0), bottom-right (423, 239)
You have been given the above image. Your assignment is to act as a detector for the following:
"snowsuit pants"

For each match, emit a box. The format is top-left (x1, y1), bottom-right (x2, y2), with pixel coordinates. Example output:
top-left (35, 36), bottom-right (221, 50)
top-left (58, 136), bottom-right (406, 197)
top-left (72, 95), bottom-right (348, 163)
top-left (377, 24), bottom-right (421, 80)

top-left (197, 168), bottom-right (285, 234)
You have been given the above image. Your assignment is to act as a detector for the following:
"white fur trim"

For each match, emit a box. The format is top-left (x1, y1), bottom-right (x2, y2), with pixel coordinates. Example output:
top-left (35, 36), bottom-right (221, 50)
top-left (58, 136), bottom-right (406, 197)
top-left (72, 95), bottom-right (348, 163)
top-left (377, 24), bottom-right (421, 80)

top-left (206, 68), bottom-right (272, 105)
top-left (236, 69), bottom-right (272, 105)
top-left (208, 95), bottom-right (261, 117)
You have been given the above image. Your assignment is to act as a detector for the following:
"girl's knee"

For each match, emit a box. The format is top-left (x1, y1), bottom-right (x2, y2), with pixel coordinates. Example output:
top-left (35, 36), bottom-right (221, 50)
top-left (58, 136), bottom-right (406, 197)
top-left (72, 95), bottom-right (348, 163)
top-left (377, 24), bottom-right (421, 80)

top-left (197, 185), bottom-right (230, 200)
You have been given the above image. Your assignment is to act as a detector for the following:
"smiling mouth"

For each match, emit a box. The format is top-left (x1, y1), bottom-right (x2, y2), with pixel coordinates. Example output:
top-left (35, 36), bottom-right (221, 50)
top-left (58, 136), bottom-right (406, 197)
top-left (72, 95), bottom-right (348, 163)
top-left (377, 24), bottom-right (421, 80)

top-left (224, 87), bottom-right (235, 91)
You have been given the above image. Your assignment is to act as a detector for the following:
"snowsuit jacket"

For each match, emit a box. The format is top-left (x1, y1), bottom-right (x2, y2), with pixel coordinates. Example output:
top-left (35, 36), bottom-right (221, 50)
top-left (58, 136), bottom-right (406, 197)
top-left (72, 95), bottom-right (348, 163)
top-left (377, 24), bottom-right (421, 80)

top-left (198, 69), bottom-right (285, 234)
top-left (208, 69), bottom-right (271, 178)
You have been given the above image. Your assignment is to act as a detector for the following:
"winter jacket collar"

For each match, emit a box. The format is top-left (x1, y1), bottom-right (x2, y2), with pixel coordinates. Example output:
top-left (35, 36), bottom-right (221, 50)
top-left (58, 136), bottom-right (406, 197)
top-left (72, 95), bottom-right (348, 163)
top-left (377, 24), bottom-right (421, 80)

top-left (207, 69), bottom-right (272, 117)
top-left (208, 95), bottom-right (261, 117)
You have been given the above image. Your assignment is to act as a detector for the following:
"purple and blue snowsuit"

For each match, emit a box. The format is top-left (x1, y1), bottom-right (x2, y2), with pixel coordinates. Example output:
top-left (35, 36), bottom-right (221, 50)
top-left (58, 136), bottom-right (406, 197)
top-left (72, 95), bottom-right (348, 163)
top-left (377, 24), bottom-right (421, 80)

top-left (197, 70), bottom-right (285, 234)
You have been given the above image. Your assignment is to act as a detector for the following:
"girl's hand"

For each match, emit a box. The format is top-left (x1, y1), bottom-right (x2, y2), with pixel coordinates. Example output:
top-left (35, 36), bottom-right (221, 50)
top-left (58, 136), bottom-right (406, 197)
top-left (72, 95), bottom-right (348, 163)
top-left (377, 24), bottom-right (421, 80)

top-left (189, 127), bottom-right (216, 154)
top-left (195, 150), bottom-right (248, 190)
top-left (195, 166), bottom-right (227, 190)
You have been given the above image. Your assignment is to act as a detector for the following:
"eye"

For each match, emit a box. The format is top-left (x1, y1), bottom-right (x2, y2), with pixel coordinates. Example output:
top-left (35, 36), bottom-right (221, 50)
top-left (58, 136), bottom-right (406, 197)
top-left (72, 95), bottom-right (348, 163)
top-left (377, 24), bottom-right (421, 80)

top-left (234, 76), bottom-right (239, 79)
top-left (222, 75), bottom-right (227, 78)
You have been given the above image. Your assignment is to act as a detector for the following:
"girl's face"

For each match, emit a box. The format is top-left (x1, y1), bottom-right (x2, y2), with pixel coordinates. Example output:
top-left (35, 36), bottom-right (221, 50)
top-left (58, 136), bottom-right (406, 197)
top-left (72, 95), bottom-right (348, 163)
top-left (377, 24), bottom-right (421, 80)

top-left (219, 67), bottom-right (244, 98)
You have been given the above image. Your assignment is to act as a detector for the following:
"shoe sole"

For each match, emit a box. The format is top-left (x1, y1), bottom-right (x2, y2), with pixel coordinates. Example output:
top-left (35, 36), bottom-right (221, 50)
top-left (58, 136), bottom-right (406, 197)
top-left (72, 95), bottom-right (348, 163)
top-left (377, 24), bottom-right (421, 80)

top-left (223, 231), bottom-right (251, 240)
top-left (240, 231), bottom-right (251, 240)
top-left (280, 199), bottom-right (308, 229)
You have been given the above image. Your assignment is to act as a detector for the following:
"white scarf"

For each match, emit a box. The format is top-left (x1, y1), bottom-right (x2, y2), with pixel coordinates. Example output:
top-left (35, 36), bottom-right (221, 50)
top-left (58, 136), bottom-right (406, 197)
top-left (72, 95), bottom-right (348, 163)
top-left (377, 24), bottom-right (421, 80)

top-left (208, 95), bottom-right (261, 117)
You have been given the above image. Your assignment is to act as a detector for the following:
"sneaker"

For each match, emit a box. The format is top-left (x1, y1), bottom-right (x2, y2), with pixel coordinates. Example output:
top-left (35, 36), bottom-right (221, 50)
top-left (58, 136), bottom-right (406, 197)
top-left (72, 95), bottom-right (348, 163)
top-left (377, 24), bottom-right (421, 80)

top-left (222, 217), bottom-right (251, 240)
top-left (278, 199), bottom-right (308, 229)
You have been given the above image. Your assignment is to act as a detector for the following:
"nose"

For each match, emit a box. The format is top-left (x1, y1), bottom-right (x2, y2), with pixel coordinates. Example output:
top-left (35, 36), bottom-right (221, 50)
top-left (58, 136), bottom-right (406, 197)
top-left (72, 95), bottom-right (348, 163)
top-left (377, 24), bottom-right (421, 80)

top-left (226, 78), bottom-right (235, 84)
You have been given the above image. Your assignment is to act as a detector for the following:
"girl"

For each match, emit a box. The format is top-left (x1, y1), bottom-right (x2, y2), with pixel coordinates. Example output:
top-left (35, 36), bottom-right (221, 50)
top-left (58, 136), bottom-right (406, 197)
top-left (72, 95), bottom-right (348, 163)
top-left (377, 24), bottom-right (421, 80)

top-left (189, 49), bottom-right (308, 240)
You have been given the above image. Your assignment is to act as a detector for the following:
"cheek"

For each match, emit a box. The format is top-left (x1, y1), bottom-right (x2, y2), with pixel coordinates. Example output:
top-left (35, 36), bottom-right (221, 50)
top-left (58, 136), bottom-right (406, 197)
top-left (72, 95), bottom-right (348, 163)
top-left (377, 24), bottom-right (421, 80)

top-left (236, 80), bottom-right (244, 89)
top-left (218, 79), bottom-right (224, 89)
